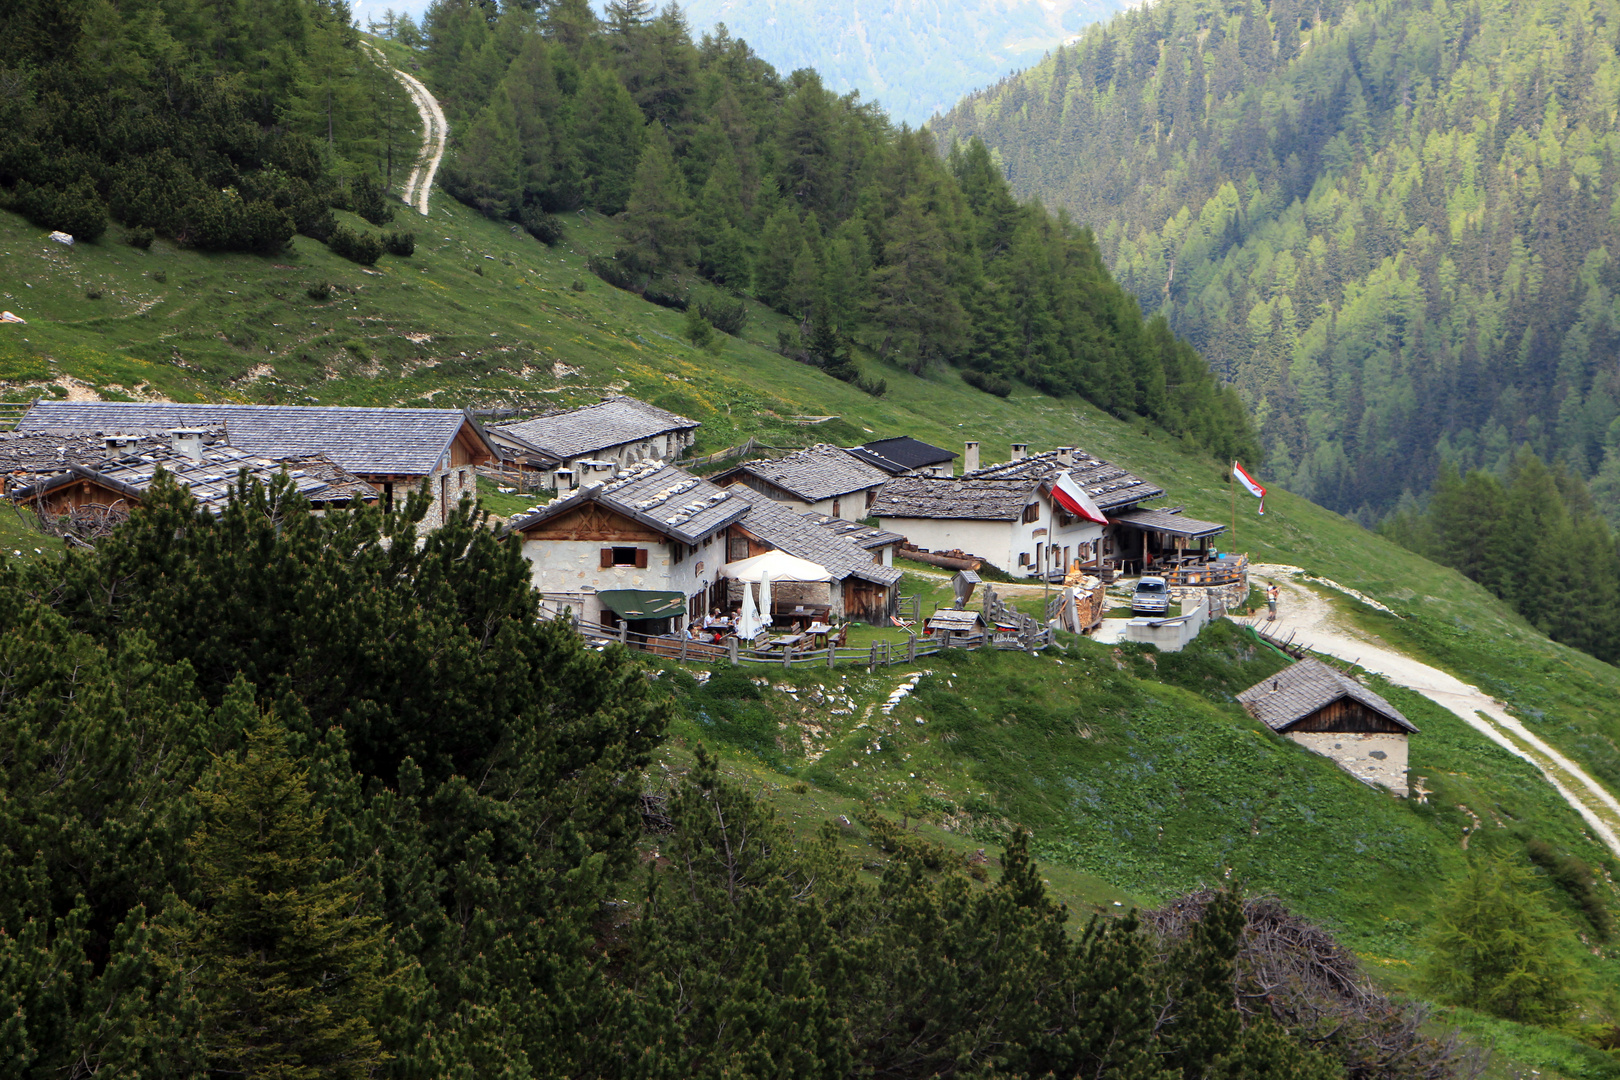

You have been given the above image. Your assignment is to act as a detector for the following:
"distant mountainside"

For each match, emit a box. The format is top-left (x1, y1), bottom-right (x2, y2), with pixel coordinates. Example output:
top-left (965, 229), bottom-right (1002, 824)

top-left (678, 0), bottom-right (1128, 126)
top-left (935, 0), bottom-right (1620, 523)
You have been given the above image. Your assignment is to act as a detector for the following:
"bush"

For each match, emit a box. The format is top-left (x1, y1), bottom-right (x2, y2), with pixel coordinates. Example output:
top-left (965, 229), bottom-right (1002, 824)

top-left (307, 281), bottom-right (333, 301)
top-left (696, 293), bottom-right (748, 336)
top-left (85, 287), bottom-right (102, 300)
top-left (385, 231), bottom-right (415, 257)
top-left (18, 179), bottom-right (108, 242)
top-left (570, 278), bottom-right (586, 293)
top-left (328, 225), bottom-right (384, 266)
top-left (125, 226), bottom-right (154, 249)
top-left (1526, 839), bottom-right (1614, 940)
top-left (294, 199), bottom-right (337, 242)
top-left (683, 308), bottom-right (715, 350)
top-left (587, 255), bottom-right (643, 293)
top-left (519, 206), bottom-right (564, 246)
top-left (643, 281), bottom-right (689, 312)
top-left (346, 172), bottom-right (395, 226)
top-left (962, 368), bottom-right (1013, 397)
top-left (151, 271), bottom-right (167, 284)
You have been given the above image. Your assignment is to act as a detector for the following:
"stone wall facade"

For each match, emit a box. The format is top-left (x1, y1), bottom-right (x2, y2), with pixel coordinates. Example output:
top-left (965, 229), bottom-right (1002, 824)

top-left (1288, 731), bottom-right (1410, 794)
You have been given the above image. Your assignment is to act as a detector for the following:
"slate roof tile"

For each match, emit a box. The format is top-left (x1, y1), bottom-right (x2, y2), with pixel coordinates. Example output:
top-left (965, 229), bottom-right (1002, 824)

top-left (17, 402), bottom-right (484, 476)
top-left (1237, 658), bottom-right (1417, 733)
top-left (725, 489), bottom-right (902, 587)
top-left (492, 396), bottom-right (698, 460)
top-left (848, 436), bottom-right (957, 474)
top-left (966, 449), bottom-right (1165, 510)
top-left (870, 476), bottom-right (1037, 521)
top-left (506, 460), bottom-right (745, 546)
top-left (713, 444), bottom-right (889, 501)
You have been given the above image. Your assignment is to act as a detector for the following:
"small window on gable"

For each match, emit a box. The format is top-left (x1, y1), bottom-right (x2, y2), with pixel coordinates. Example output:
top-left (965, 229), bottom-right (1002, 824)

top-left (611, 547), bottom-right (639, 566)
top-left (672, 544), bottom-right (685, 565)
top-left (1022, 502), bottom-right (1041, 524)
top-left (728, 535), bottom-right (750, 561)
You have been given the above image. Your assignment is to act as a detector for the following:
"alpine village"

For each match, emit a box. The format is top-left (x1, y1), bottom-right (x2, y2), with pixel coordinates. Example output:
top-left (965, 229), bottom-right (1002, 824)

top-left (5, 0), bottom-right (1620, 1075)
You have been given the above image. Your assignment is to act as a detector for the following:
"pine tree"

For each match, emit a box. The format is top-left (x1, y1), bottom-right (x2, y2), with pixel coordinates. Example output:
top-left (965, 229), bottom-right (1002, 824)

top-left (160, 713), bottom-right (388, 1078)
top-left (618, 122), bottom-right (693, 274)
top-left (1420, 857), bottom-right (1581, 1025)
top-left (573, 64), bottom-right (646, 213)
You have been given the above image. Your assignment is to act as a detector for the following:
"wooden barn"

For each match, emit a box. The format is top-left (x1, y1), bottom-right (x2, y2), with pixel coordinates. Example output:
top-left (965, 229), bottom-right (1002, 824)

top-left (1237, 658), bottom-right (1418, 794)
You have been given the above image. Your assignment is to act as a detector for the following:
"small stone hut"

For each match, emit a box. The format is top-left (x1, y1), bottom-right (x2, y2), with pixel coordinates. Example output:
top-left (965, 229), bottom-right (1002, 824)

top-left (1237, 658), bottom-right (1418, 795)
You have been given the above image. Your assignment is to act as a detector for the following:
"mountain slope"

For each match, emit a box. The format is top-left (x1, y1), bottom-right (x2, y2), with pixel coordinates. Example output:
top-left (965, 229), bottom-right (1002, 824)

top-left (934, 0), bottom-right (1620, 523)
top-left (677, 0), bottom-right (1129, 126)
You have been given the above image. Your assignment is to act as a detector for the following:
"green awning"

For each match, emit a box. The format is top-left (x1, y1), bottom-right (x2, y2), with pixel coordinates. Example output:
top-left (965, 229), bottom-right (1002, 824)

top-left (598, 590), bottom-right (686, 620)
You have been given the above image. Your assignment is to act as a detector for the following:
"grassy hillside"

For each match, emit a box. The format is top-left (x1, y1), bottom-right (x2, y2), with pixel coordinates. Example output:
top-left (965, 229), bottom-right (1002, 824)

top-left (5, 200), bottom-right (1620, 1073)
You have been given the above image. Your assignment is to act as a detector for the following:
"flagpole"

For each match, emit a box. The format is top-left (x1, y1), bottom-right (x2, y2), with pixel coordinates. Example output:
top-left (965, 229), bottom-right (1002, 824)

top-left (1230, 463), bottom-right (1237, 545)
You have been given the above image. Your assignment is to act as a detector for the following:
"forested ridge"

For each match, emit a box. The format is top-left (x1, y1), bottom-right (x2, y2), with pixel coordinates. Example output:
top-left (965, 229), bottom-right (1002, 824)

top-left (935, 0), bottom-right (1620, 523)
top-left (378, 0), bottom-right (1259, 463)
top-left (0, 0), bottom-right (419, 252)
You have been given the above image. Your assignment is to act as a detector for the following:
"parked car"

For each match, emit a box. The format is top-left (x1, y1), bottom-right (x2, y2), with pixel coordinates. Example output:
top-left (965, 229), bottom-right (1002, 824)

top-left (1131, 576), bottom-right (1170, 615)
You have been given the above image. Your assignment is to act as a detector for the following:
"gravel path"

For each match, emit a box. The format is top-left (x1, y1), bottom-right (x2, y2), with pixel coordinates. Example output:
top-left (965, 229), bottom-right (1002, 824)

top-left (366, 45), bottom-right (447, 216)
top-left (1246, 563), bottom-right (1620, 856)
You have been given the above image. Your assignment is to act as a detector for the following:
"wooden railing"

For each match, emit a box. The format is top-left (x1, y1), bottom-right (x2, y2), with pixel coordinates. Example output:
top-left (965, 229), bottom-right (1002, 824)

top-left (572, 619), bottom-right (1049, 667)
top-left (1158, 553), bottom-right (1248, 587)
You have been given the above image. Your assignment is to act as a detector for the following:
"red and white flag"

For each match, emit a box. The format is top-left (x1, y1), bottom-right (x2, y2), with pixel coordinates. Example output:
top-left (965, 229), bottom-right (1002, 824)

top-left (1051, 471), bottom-right (1109, 525)
top-left (1233, 461), bottom-right (1266, 514)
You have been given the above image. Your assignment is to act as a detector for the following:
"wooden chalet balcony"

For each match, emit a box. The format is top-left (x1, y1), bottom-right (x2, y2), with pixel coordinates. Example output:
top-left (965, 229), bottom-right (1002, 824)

top-left (1155, 553), bottom-right (1248, 587)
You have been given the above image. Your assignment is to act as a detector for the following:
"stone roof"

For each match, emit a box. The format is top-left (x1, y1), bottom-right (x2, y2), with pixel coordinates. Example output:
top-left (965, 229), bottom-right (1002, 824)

top-left (926, 608), bottom-right (984, 632)
top-left (14, 443), bottom-right (376, 514)
top-left (491, 396), bottom-right (698, 460)
top-left (967, 449), bottom-right (1165, 510)
top-left (801, 511), bottom-right (906, 550)
top-left (726, 489), bottom-right (902, 588)
top-left (505, 460), bottom-right (746, 546)
top-left (17, 402), bottom-right (488, 477)
top-left (1112, 507), bottom-right (1226, 538)
top-left (1237, 658), bottom-right (1417, 734)
top-left (713, 444), bottom-right (889, 501)
top-left (848, 436), bottom-right (957, 474)
top-left (870, 476), bottom-right (1038, 522)
top-left (0, 431), bottom-right (209, 490)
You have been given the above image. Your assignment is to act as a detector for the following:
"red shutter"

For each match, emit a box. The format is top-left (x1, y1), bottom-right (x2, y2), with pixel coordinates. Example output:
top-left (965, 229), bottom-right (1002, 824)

top-left (600, 548), bottom-right (613, 568)
top-left (635, 548), bottom-right (649, 568)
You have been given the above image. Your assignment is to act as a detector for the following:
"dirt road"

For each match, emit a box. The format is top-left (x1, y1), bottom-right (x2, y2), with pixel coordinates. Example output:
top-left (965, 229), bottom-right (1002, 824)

top-left (365, 45), bottom-right (447, 216)
top-left (1247, 564), bottom-right (1620, 857)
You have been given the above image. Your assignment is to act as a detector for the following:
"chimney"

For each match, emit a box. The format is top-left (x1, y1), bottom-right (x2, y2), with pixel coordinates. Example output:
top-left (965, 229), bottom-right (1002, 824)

top-left (167, 428), bottom-right (206, 463)
top-left (963, 440), bottom-right (980, 475)
top-left (104, 435), bottom-right (141, 455)
top-left (1057, 446), bottom-right (1075, 466)
top-left (1011, 443), bottom-right (1028, 462)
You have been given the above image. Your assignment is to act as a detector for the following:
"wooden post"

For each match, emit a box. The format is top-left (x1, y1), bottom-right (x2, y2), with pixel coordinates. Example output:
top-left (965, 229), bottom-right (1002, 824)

top-left (728, 637), bottom-right (739, 666)
top-left (827, 644), bottom-right (835, 668)
top-left (680, 635), bottom-right (689, 662)
top-left (869, 643), bottom-right (878, 669)
top-left (783, 645), bottom-right (792, 668)
top-left (907, 635), bottom-right (916, 663)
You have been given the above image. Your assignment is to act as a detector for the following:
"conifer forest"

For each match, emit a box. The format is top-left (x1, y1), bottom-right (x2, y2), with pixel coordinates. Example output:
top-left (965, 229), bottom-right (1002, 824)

top-left (935, 0), bottom-right (1620, 525)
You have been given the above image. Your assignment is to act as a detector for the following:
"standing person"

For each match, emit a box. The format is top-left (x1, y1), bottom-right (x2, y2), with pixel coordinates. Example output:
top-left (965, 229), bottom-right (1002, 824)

top-left (1266, 583), bottom-right (1279, 621)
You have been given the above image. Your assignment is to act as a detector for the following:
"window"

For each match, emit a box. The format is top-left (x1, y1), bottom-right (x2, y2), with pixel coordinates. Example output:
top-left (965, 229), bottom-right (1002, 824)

top-left (1022, 502), bottom-right (1041, 524)
top-left (832, 498), bottom-right (842, 517)
top-left (1018, 552), bottom-right (1029, 567)
top-left (601, 547), bottom-right (647, 568)
top-left (672, 544), bottom-right (684, 566)
top-left (728, 535), bottom-right (750, 561)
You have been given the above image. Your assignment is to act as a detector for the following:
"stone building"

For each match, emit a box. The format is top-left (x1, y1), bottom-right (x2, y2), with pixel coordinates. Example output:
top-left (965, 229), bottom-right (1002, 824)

top-left (712, 443), bottom-right (890, 517)
top-left (1237, 658), bottom-right (1418, 794)
top-left (487, 396), bottom-right (699, 490)
top-left (504, 460), bottom-right (747, 633)
top-left (16, 402), bottom-right (492, 530)
top-left (720, 488), bottom-right (903, 624)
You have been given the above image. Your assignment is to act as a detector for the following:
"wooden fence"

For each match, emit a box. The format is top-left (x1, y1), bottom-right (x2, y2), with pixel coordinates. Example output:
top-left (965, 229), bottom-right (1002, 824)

top-left (680, 437), bottom-right (758, 470)
top-left (573, 619), bottom-right (1051, 668)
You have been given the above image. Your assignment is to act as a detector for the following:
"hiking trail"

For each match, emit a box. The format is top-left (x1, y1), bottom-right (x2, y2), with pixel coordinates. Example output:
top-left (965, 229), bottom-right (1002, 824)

top-left (365, 45), bottom-right (447, 216)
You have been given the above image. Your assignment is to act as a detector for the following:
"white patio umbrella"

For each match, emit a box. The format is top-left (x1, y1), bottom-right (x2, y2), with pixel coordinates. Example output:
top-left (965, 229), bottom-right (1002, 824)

top-left (718, 550), bottom-right (833, 582)
top-left (737, 578), bottom-right (762, 640)
top-left (758, 569), bottom-right (773, 631)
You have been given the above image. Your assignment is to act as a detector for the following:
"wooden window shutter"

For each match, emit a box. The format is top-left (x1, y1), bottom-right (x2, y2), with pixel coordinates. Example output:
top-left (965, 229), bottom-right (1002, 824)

top-left (635, 548), bottom-right (649, 568)
top-left (600, 548), bottom-right (613, 568)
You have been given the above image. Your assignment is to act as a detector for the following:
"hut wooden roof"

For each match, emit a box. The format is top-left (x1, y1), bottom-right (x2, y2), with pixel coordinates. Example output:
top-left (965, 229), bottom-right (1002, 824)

top-left (1237, 658), bottom-right (1417, 733)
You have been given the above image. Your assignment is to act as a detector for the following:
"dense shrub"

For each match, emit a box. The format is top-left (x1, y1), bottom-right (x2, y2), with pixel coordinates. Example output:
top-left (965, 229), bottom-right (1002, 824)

top-left (328, 225), bottom-right (384, 266)
top-left (963, 369), bottom-right (1013, 397)
top-left (384, 231), bottom-right (415, 256)
top-left (17, 179), bottom-right (108, 241)
top-left (344, 172), bottom-right (394, 226)
top-left (587, 254), bottom-right (643, 293)
top-left (696, 293), bottom-right (748, 336)
top-left (307, 281), bottom-right (333, 300)
top-left (642, 281), bottom-right (689, 311)
top-left (1526, 839), bottom-right (1614, 940)
top-left (520, 205), bottom-right (565, 245)
top-left (125, 226), bottom-right (154, 249)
